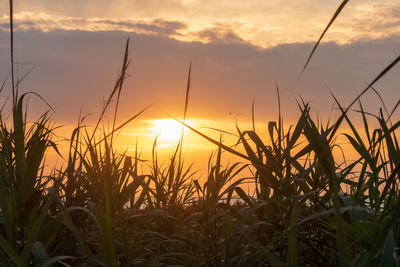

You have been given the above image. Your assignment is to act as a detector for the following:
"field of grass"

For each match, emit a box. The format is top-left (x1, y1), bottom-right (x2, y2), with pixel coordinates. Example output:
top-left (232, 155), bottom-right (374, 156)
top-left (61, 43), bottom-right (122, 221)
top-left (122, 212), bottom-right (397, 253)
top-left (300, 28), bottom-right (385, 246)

top-left (1, 1), bottom-right (400, 266)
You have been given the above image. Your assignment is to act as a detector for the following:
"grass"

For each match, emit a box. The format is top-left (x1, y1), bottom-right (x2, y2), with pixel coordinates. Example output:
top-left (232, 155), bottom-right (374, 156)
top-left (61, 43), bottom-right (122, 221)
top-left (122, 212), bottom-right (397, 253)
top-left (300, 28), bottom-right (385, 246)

top-left (1, 0), bottom-right (400, 266)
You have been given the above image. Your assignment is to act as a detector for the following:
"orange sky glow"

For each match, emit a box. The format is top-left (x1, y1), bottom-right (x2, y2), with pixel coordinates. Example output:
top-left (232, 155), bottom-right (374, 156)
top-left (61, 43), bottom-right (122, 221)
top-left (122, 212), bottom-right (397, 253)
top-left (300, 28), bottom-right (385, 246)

top-left (0, 0), bottom-right (399, 180)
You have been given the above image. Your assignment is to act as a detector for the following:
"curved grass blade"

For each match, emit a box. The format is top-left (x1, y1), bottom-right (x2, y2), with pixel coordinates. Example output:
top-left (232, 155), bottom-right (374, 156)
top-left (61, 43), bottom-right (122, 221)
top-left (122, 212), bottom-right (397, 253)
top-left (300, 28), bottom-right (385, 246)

top-left (300, 0), bottom-right (349, 77)
top-left (0, 235), bottom-right (24, 267)
top-left (173, 116), bottom-right (250, 160)
top-left (327, 54), bottom-right (400, 144)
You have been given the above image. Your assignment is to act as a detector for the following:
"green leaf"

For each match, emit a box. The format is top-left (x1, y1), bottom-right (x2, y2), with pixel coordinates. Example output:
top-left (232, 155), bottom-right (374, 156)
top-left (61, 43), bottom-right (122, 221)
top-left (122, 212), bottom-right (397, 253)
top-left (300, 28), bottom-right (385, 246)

top-left (35, 256), bottom-right (74, 267)
top-left (380, 230), bottom-right (395, 267)
top-left (287, 197), bottom-right (298, 267)
top-left (0, 235), bottom-right (25, 267)
top-left (234, 187), bottom-right (253, 206)
top-left (21, 198), bottom-right (53, 264)
top-left (32, 241), bottom-right (49, 262)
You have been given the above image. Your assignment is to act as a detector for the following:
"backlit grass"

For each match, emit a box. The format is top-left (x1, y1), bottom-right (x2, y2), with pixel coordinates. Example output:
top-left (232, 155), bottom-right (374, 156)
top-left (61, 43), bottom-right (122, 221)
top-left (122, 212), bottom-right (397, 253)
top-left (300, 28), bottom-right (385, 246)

top-left (1, 1), bottom-right (400, 266)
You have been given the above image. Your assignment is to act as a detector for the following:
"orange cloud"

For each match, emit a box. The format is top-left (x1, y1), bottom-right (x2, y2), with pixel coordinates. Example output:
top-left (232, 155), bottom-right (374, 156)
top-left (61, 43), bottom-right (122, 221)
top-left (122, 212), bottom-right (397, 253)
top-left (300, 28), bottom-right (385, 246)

top-left (0, 1), bottom-right (399, 48)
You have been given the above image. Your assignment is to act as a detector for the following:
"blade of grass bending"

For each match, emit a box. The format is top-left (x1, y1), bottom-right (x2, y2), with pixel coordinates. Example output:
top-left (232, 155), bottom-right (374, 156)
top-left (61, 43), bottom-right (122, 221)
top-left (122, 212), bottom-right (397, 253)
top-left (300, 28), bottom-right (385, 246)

top-left (330, 93), bottom-right (372, 165)
top-left (14, 94), bottom-right (26, 193)
top-left (173, 116), bottom-right (250, 160)
top-left (20, 198), bottom-right (54, 264)
top-left (18, 91), bottom-right (55, 111)
top-left (367, 120), bottom-right (400, 155)
top-left (327, 54), bottom-right (400, 144)
top-left (178, 62), bottom-right (192, 161)
top-left (196, 126), bottom-right (238, 137)
top-left (251, 99), bottom-right (255, 132)
top-left (358, 101), bottom-right (371, 145)
top-left (0, 96), bottom-right (9, 114)
top-left (0, 238), bottom-right (24, 266)
top-left (299, 0), bottom-right (349, 77)
top-left (377, 162), bottom-right (400, 210)
top-left (97, 38), bottom-right (130, 133)
top-left (387, 99), bottom-right (400, 123)
top-left (183, 62), bottom-right (192, 123)
top-left (93, 104), bottom-right (151, 147)
top-left (83, 39), bottom-right (131, 157)
top-left (234, 187), bottom-right (253, 206)
top-left (9, 0), bottom-right (15, 105)
top-left (35, 256), bottom-right (75, 267)
top-left (0, 76), bottom-right (6, 94)
top-left (274, 78), bottom-right (282, 154)
top-left (370, 86), bottom-right (390, 121)
top-left (111, 38), bottom-right (130, 143)
top-left (378, 112), bottom-right (399, 170)
top-left (15, 65), bottom-right (36, 87)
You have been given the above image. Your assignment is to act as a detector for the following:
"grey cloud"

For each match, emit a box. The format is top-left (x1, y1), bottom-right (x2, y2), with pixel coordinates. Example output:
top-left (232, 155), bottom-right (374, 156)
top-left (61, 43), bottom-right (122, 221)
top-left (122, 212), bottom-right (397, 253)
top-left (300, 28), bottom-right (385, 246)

top-left (0, 29), bottom-right (398, 125)
top-left (196, 24), bottom-right (246, 44)
top-left (94, 18), bottom-right (187, 35)
top-left (1, 1), bottom-right (400, 49)
top-left (3, 15), bottom-right (189, 38)
top-left (0, 23), bottom-right (9, 30)
top-left (338, 3), bottom-right (400, 38)
top-left (134, 19), bottom-right (187, 35)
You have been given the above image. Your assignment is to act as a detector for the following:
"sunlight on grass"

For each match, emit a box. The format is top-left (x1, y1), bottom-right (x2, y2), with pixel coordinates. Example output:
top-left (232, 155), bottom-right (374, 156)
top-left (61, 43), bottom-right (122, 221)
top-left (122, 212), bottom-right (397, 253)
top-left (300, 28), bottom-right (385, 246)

top-left (1, 0), bottom-right (400, 265)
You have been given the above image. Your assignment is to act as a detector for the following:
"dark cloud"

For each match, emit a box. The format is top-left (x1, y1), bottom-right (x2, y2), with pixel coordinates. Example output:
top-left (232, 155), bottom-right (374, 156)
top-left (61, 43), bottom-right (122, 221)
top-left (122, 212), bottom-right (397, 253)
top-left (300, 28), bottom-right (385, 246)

top-left (0, 29), bottom-right (398, 126)
top-left (5, 15), bottom-right (188, 38)
top-left (90, 18), bottom-right (187, 36)
top-left (0, 23), bottom-right (9, 30)
top-left (197, 24), bottom-right (246, 44)
top-left (132, 19), bottom-right (187, 35)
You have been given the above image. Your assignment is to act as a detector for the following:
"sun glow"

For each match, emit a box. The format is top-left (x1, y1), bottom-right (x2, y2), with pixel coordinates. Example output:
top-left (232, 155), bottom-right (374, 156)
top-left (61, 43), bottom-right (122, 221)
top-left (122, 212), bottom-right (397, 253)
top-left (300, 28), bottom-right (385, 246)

top-left (152, 119), bottom-right (189, 142)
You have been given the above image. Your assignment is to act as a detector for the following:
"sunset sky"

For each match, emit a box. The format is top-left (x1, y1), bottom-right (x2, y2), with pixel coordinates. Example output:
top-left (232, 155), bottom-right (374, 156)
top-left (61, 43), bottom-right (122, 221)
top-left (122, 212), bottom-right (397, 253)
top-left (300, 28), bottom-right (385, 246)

top-left (0, 1), bottom-right (399, 170)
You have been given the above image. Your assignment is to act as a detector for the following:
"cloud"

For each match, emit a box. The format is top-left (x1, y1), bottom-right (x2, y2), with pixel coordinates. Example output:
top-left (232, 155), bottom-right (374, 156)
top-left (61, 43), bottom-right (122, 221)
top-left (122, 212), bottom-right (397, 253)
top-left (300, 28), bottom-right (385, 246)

top-left (0, 12), bottom-right (188, 39)
top-left (0, 1), bottom-right (399, 48)
top-left (0, 28), bottom-right (398, 127)
top-left (333, 3), bottom-right (400, 42)
top-left (195, 23), bottom-right (246, 44)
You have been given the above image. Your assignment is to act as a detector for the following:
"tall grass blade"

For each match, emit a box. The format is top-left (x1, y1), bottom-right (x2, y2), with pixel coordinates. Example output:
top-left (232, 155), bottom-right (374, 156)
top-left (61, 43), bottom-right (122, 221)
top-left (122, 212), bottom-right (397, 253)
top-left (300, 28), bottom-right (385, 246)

top-left (327, 55), bottom-right (400, 145)
top-left (93, 104), bottom-right (151, 147)
top-left (111, 38), bottom-right (130, 142)
top-left (183, 62), bottom-right (192, 123)
top-left (301, 106), bottom-right (353, 266)
top-left (0, 235), bottom-right (24, 266)
top-left (178, 62), bottom-right (192, 166)
top-left (9, 0), bottom-right (15, 105)
top-left (300, 0), bottom-right (349, 76)
top-left (287, 193), bottom-right (298, 267)
top-left (20, 199), bottom-right (53, 264)
top-left (174, 117), bottom-right (250, 160)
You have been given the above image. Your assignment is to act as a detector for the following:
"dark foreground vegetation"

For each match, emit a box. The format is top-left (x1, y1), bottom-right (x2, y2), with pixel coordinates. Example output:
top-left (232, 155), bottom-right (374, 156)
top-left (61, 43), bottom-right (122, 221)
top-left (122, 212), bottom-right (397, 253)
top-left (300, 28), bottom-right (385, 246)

top-left (0, 54), bottom-right (399, 267)
top-left (1, 0), bottom-right (400, 266)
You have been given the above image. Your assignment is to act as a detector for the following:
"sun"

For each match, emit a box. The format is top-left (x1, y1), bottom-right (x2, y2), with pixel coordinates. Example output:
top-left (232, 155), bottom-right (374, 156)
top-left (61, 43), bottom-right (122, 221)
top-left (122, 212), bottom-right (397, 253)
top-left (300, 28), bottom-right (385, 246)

top-left (152, 119), bottom-right (186, 142)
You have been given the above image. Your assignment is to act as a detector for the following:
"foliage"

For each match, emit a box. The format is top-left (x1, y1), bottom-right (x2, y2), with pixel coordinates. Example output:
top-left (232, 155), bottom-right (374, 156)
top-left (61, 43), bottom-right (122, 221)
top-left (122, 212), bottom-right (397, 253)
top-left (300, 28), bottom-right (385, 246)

top-left (1, 0), bottom-right (400, 266)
